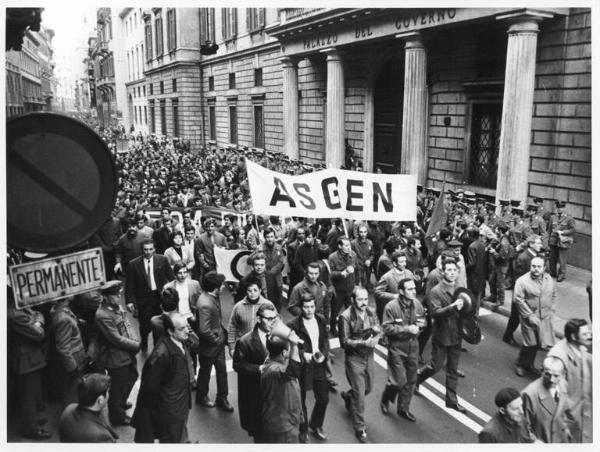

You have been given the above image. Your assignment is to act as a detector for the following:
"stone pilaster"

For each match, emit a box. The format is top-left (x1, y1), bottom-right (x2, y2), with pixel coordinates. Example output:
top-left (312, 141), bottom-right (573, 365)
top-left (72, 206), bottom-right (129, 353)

top-left (400, 33), bottom-right (428, 184)
top-left (280, 56), bottom-right (299, 160)
top-left (323, 48), bottom-right (345, 169)
top-left (496, 17), bottom-right (541, 205)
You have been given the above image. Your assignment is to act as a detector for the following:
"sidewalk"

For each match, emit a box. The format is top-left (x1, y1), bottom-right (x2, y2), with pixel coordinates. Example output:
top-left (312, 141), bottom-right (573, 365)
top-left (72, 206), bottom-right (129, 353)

top-left (485, 265), bottom-right (592, 339)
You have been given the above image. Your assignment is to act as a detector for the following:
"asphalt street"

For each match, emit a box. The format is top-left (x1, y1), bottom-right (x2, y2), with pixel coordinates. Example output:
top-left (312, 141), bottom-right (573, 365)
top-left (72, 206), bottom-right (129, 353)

top-left (8, 280), bottom-right (551, 444)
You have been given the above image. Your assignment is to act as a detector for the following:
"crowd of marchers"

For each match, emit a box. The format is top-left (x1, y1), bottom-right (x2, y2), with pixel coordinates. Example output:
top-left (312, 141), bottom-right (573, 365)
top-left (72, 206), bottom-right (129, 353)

top-left (6, 119), bottom-right (592, 443)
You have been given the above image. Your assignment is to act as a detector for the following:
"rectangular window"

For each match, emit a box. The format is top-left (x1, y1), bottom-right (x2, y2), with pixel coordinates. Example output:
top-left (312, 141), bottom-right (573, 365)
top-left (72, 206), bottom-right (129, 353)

top-left (160, 100), bottom-right (166, 134)
top-left (246, 8), bottom-right (266, 32)
top-left (229, 105), bottom-right (238, 144)
top-left (145, 23), bottom-right (153, 61)
top-left (166, 8), bottom-right (177, 51)
top-left (143, 85), bottom-right (146, 97)
top-left (172, 99), bottom-right (179, 136)
top-left (253, 104), bottom-right (264, 149)
top-left (134, 106), bottom-right (138, 123)
top-left (149, 101), bottom-right (155, 133)
top-left (172, 79), bottom-right (177, 92)
top-left (144, 105), bottom-right (148, 124)
top-left (208, 76), bottom-right (214, 91)
top-left (149, 83), bottom-right (153, 95)
top-left (228, 73), bottom-right (236, 89)
top-left (160, 81), bottom-right (164, 94)
top-left (221, 8), bottom-right (238, 41)
top-left (467, 103), bottom-right (502, 188)
top-left (200, 8), bottom-right (216, 42)
top-left (209, 104), bottom-right (216, 140)
top-left (155, 14), bottom-right (164, 56)
top-left (254, 68), bottom-right (263, 87)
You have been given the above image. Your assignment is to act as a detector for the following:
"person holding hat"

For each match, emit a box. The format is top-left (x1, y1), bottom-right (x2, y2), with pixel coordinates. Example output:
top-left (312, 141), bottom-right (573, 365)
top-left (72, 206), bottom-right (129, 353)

top-left (58, 373), bottom-right (118, 442)
top-left (195, 272), bottom-right (233, 412)
top-left (95, 280), bottom-right (140, 426)
top-left (548, 201), bottom-right (575, 282)
top-left (478, 387), bottom-right (536, 443)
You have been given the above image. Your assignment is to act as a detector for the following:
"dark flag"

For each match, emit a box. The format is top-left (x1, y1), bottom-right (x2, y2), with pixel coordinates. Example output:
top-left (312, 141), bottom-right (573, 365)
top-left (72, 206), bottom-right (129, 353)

top-left (424, 184), bottom-right (446, 251)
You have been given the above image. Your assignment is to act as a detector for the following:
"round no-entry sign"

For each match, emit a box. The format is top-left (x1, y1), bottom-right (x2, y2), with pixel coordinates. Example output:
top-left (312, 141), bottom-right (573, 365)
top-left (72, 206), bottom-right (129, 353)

top-left (7, 113), bottom-right (117, 252)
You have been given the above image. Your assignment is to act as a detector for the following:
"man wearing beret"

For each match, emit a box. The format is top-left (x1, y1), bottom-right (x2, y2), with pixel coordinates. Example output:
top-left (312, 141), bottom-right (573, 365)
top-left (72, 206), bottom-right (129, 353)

top-left (479, 387), bottom-right (536, 443)
top-left (59, 373), bottom-right (119, 442)
top-left (548, 200), bottom-right (575, 282)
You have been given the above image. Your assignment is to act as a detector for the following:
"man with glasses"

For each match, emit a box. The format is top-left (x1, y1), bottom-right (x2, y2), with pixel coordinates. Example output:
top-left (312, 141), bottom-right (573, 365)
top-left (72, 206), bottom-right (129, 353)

top-left (521, 356), bottom-right (573, 443)
top-left (233, 304), bottom-right (278, 443)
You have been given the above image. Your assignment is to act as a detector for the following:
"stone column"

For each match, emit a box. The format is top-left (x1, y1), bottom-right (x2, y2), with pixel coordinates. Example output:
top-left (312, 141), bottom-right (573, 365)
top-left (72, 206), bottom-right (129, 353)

top-left (496, 16), bottom-right (541, 204)
top-left (323, 48), bottom-right (345, 169)
top-left (280, 56), bottom-right (299, 160)
top-left (362, 63), bottom-right (376, 172)
top-left (400, 33), bottom-right (428, 184)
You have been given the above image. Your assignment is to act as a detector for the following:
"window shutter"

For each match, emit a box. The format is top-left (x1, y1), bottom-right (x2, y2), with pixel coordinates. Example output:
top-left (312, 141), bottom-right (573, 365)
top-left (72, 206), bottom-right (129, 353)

top-left (259, 8), bottom-right (265, 28)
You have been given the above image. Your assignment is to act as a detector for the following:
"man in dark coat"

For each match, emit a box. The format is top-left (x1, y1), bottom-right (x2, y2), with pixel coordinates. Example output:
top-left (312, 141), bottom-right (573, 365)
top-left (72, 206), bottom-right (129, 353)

top-left (7, 289), bottom-right (52, 440)
top-left (125, 238), bottom-right (174, 353)
top-left (466, 228), bottom-right (486, 310)
top-left (152, 216), bottom-right (174, 255)
top-left (288, 294), bottom-right (330, 442)
top-left (195, 272), bottom-right (233, 411)
top-left (479, 387), bottom-right (536, 443)
top-left (328, 236), bottom-right (358, 335)
top-left (260, 228), bottom-right (286, 311)
top-left (232, 304), bottom-right (277, 442)
top-left (132, 313), bottom-right (193, 443)
top-left (50, 297), bottom-right (88, 406)
top-left (59, 373), bottom-right (119, 442)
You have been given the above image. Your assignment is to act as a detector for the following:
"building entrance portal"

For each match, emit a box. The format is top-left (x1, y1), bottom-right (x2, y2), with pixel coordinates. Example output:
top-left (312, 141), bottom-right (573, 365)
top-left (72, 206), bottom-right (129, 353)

top-left (374, 59), bottom-right (404, 173)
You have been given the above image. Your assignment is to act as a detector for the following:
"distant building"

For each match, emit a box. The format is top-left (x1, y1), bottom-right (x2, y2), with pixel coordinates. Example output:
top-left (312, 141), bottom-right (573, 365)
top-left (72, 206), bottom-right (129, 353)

top-left (120, 7), bottom-right (148, 133)
top-left (5, 25), bottom-right (56, 118)
top-left (142, 7), bottom-right (202, 144)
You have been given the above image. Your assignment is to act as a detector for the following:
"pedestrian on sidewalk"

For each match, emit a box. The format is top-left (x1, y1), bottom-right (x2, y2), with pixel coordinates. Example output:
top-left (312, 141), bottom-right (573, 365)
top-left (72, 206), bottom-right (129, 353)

top-left (548, 200), bottom-right (575, 282)
top-left (514, 256), bottom-right (556, 378)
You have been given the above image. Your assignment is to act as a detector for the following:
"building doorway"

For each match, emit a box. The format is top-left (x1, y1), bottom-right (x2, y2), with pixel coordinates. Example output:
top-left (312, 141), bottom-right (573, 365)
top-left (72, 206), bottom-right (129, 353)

top-left (374, 59), bottom-right (404, 173)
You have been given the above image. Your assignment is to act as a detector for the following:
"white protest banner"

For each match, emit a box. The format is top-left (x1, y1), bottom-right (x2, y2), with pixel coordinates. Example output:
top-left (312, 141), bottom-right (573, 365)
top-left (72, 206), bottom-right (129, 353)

top-left (245, 159), bottom-right (417, 222)
top-left (215, 247), bottom-right (252, 282)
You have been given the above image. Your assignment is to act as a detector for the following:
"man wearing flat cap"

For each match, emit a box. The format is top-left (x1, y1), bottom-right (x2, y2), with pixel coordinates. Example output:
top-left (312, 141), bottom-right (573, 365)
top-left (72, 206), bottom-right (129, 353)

top-left (548, 200), bottom-right (575, 282)
top-left (59, 373), bottom-right (119, 442)
top-left (479, 387), bottom-right (536, 443)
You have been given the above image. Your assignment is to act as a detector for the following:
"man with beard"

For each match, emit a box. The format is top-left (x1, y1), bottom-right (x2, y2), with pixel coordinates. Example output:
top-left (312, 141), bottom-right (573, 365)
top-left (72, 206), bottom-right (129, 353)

top-left (548, 319), bottom-right (592, 442)
top-left (338, 287), bottom-right (381, 443)
top-left (233, 304), bottom-right (277, 443)
top-left (380, 278), bottom-right (425, 422)
top-left (114, 218), bottom-right (147, 276)
top-left (416, 258), bottom-right (467, 413)
top-left (328, 237), bottom-right (358, 335)
top-left (479, 387), bottom-right (536, 443)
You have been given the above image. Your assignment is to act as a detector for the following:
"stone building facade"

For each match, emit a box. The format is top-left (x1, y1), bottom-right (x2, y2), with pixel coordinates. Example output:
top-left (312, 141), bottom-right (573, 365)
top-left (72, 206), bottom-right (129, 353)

top-left (143, 7), bottom-right (202, 145)
top-left (200, 7), bottom-right (591, 269)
